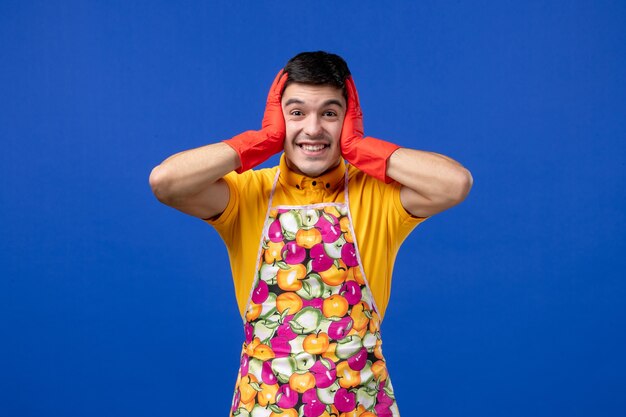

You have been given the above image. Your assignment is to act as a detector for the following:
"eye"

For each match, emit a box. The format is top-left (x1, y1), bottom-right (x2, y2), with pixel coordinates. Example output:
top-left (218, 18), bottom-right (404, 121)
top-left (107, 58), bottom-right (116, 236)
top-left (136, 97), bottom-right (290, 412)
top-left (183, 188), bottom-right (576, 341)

top-left (290, 110), bottom-right (304, 116)
top-left (323, 110), bottom-right (338, 117)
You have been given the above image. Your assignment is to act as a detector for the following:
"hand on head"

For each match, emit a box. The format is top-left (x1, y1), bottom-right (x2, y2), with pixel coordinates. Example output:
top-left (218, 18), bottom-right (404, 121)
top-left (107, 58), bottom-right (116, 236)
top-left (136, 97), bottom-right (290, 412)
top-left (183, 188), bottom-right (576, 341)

top-left (223, 69), bottom-right (288, 173)
top-left (262, 70), bottom-right (289, 138)
top-left (339, 76), bottom-right (400, 183)
top-left (340, 76), bottom-right (365, 154)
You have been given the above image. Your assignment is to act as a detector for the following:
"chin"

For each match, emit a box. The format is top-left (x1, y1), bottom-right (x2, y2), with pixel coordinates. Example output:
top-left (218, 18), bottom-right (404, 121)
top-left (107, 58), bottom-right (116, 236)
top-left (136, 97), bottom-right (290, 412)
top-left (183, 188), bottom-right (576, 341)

top-left (286, 154), bottom-right (341, 178)
top-left (298, 165), bottom-right (326, 178)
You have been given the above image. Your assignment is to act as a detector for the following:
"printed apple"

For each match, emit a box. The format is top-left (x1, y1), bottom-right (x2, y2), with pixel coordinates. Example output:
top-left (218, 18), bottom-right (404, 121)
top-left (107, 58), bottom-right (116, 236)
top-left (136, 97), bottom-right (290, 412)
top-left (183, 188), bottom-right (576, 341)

top-left (323, 206), bottom-right (341, 218)
top-left (310, 243), bottom-right (333, 272)
top-left (259, 293), bottom-right (277, 319)
top-left (328, 316), bottom-right (353, 340)
top-left (359, 360), bottom-right (374, 385)
top-left (257, 382), bottom-right (279, 406)
top-left (340, 242), bottom-right (359, 267)
top-left (310, 357), bottom-right (337, 389)
top-left (371, 360), bottom-right (388, 382)
top-left (268, 219), bottom-right (284, 242)
top-left (244, 322), bottom-right (254, 344)
top-left (270, 356), bottom-right (296, 381)
top-left (269, 335), bottom-right (292, 358)
top-left (323, 236), bottom-right (345, 259)
top-left (252, 343), bottom-right (275, 361)
top-left (293, 351), bottom-right (316, 371)
top-left (276, 292), bottom-right (303, 315)
top-left (333, 387), bottom-right (356, 413)
top-left (288, 371), bottom-right (315, 393)
top-left (322, 342), bottom-right (340, 362)
top-left (279, 211), bottom-right (301, 235)
top-left (302, 388), bottom-right (326, 417)
top-left (316, 212), bottom-right (342, 243)
top-left (288, 335), bottom-right (306, 353)
top-left (339, 215), bottom-right (351, 232)
top-left (250, 404), bottom-right (272, 417)
top-left (322, 294), bottom-right (349, 318)
top-left (264, 240), bottom-right (285, 264)
top-left (275, 383), bottom-right (299, 409)
top-left (340, 281), bottom-right (362, 305)
top-left (335, 335), bottom-right (362, 360)
top-left (303, 331), bottom-right (330, 355)
top-left (373, 403), bottom-right (393, 417)
top-left (282, 241), bottom-right (307, 265)
top-left (355, 386), bottom-right (377, 411)
top-left (261, 360), bottom-right (279, 385)
top-left (301, 209), bottom-right (320, 228)
top-left (247, 357), bottom-right (263, 382)
top-left (374, 339), bottom-right (383, 360)
top-left (276, 315), bottom-right (298, 341)
top-left (336, 361), bottom-right (361, 389)
top-left (349, 301), bottom-right (370, 331)
top-left (346, 347), bottom-right (368, 372)
top-left (346, 266), bottom-right (364, 285)
top-left (362, 332), bottom-right (378, 352)
top-left (246, 302), bottom-right (262, 322)
top-left (296, 273), bottom-right (325, 299)
top-left (258, 263), bottom-right (279, 285)
top-left (253, 320), bottom-right (276, 343)
top-left (240, 353), bottom-right (250, 377)
top-left (368, 311), bottom-right (381, 333)
top-left (290, 307), bottom-right (323, 334)
top-left (319, 260), bottom-right (349, 287)
top-left (277, 263), bottom-right (305, 291)
top-left (239, 374), bottom-right (259, 403)
top-left (296, 227), bottom-right (322, 249)
top-left (316, 380), bottom-right (340, 405)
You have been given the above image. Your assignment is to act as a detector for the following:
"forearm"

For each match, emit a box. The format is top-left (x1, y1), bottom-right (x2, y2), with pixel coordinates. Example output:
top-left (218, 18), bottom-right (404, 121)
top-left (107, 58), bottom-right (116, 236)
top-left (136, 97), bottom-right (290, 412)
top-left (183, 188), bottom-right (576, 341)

top-left (387, 148), bottom-right (473, 212)
top-left (149, 142), bottom-right (239, 203)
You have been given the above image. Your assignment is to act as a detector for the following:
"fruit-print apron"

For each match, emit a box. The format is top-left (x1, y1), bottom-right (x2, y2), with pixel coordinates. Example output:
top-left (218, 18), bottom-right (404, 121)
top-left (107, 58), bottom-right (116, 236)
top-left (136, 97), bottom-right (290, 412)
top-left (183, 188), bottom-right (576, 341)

top-left (230, 167), bottom-right (400, 417)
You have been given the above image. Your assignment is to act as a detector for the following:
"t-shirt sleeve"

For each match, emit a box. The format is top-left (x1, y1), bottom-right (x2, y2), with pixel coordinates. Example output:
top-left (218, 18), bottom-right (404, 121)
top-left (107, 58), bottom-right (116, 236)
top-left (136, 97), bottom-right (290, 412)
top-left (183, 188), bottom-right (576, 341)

top-left (387, 179), bottom-right (429, 237)
top-left (204, 172), bottom-right (242, 244)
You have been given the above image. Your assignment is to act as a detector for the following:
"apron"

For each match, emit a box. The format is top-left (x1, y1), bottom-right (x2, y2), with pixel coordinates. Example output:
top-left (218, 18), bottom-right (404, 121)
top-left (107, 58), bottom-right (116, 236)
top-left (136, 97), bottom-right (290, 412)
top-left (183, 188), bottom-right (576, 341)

top-left (230, 167), bottom-right (400, 417)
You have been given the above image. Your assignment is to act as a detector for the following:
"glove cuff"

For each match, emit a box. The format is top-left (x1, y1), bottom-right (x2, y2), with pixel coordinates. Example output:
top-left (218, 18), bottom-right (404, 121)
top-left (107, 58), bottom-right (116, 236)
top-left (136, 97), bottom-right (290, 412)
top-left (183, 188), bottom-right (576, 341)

top-left (346, 137), bottom-right (400, 183)
top-left (223, 130), bottom-right (282, 173)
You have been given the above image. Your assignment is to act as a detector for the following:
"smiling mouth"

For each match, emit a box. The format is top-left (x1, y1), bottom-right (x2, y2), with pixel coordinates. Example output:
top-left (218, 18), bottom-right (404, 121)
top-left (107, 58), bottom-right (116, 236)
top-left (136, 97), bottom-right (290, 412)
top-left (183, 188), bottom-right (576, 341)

top-left (298, 143), bottom-right (329, 152)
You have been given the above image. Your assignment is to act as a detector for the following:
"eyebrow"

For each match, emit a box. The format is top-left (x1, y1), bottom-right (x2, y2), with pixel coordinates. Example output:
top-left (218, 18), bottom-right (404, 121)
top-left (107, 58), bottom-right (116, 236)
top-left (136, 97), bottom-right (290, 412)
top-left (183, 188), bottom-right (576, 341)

top-left (283, 98), bottom-right (344, 108)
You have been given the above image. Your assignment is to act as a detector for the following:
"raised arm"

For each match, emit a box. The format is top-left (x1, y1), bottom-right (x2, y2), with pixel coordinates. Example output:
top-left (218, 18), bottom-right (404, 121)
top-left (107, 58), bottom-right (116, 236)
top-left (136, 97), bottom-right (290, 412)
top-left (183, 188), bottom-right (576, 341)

top-left (387, 148), bottom-right (472, 218)
top-left (340, 76), bottom-right (472, 218)
top-left (149, 70), bottom-right (288, 219)
top-left (149, 142), bottom-right (239, 219)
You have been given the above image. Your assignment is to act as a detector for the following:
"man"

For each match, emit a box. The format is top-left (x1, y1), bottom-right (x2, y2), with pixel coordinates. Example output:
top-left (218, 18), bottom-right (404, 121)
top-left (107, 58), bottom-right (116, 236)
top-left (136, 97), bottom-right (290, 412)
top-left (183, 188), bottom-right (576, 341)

top-left (150, 51), bottom-right (472, 416)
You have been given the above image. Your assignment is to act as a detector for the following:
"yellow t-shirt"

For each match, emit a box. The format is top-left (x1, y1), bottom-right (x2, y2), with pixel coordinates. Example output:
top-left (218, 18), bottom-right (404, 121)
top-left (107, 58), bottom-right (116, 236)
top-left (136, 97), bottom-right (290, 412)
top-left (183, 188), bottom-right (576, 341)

top-left (207, 155), bottom-right (427, 320)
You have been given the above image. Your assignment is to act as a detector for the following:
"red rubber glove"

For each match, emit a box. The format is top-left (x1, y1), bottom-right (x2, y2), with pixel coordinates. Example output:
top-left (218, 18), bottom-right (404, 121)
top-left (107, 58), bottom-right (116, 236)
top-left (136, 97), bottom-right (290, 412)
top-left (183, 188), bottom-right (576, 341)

top-left (340, 76), bottom-right (400, 183)
top-left (223, 70), bottom-right (288, 173)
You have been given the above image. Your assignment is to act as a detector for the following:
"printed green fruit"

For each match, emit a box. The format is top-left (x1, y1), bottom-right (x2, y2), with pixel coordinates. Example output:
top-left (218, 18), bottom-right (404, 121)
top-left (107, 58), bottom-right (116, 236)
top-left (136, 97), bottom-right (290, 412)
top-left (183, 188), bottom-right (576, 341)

top-left (290, 307), bottom-right (322, 334)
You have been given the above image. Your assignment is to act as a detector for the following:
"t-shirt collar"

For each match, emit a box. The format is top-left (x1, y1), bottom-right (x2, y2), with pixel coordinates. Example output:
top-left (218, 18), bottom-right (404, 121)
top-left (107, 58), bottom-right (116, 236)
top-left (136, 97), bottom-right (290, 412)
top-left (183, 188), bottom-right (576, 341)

top-left (278, 153), bottom-right (346, 193)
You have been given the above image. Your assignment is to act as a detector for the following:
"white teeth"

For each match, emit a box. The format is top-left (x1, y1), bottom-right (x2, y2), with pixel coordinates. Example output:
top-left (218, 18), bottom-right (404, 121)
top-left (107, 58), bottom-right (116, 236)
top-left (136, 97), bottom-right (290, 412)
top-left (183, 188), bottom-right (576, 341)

top-left (301, 144), bottom-right (326, 151)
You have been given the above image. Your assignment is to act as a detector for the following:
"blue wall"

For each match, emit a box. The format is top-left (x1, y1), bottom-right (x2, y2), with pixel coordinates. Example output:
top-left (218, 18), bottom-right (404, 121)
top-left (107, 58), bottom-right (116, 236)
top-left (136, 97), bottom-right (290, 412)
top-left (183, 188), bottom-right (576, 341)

top-left (2, 1), bottom-right (625, 416)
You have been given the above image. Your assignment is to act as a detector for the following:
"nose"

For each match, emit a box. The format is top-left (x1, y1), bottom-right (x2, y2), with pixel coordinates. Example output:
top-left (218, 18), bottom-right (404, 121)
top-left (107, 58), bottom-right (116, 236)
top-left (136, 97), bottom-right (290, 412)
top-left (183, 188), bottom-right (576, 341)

top-left (302, 115), bottom-right (323, 138)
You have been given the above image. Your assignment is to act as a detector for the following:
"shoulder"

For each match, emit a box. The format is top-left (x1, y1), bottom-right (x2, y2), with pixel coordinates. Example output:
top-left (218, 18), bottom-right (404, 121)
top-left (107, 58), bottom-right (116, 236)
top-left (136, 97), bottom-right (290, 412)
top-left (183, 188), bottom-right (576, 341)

top-left (224, 165), bottom-right (278, 191)
top-left (347, 164), bottom-right (428, 226)
top-left (205, 165), bottom-right (278, 227)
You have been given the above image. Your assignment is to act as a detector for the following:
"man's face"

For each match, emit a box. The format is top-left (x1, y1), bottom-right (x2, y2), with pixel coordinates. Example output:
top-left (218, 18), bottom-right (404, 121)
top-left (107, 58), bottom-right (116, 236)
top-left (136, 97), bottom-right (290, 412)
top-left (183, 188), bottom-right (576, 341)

top-left (281, 83), bottom-right (346, 178)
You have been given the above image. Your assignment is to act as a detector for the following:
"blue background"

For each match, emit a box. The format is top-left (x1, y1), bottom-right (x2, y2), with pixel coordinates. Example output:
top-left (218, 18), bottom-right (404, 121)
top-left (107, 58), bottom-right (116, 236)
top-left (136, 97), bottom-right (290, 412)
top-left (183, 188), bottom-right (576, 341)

top-left (2, 1), bottom-right (625, 416)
